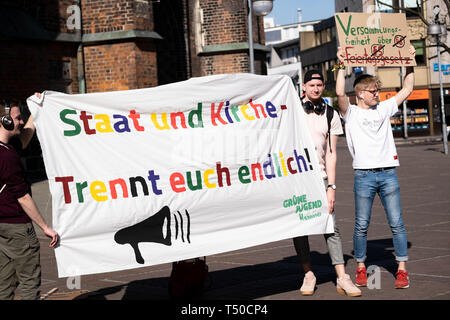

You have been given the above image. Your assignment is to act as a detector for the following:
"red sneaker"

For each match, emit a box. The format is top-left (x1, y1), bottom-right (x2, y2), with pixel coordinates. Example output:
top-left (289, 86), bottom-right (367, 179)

top-left (355, 267), bottom-right (367, 287)
top-left (395, 270), bottom-right (410, 289)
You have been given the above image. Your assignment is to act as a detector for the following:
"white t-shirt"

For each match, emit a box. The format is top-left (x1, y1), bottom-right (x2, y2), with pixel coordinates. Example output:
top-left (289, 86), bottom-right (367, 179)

top-left (304, 109), bottom-right (343, 178)
top-left (342, 97), bottom-right (399, 169)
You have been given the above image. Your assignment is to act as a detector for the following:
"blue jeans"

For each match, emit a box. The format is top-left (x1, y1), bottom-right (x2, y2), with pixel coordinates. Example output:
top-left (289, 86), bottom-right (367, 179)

top-left (353, 168), bottom-right (408, 263)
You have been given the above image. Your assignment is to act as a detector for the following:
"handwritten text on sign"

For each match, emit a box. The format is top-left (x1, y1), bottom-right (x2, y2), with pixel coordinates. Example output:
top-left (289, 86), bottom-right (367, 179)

top-left (334, 12), bottom-right (416, 67)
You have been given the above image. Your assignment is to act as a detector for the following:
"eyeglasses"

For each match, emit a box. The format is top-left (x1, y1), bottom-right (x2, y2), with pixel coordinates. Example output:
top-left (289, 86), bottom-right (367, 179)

top-left (363, 89), bottom-right (380, 95)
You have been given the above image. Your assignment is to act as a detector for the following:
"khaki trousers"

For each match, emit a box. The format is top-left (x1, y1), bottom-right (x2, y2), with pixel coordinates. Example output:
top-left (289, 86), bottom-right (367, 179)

top-left (0, 222), bottom-right (41, 300)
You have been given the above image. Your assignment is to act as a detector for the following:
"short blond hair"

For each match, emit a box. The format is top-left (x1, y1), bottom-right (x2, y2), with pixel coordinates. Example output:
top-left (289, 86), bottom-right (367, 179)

top-left (353, 75), bottom-right (381, 94)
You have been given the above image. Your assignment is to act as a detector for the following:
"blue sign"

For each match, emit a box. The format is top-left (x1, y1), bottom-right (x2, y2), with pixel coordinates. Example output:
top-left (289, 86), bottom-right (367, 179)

top-left (433, 63), bottom-right (450, 75)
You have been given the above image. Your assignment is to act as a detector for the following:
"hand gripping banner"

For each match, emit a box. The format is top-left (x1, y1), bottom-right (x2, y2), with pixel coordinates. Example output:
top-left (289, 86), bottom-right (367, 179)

top-left (27, 74), bottom-right (333, 277)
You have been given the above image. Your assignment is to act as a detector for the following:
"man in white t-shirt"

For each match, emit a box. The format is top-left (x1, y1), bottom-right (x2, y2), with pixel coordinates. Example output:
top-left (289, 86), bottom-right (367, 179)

top-left (336, 46), bottom-right (416, 289)
top-left (293, 70), bottom-right (361, 297)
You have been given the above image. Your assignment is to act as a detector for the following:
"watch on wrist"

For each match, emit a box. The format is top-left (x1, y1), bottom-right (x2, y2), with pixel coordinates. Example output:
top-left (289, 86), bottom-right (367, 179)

top-left (327, 184), bottom-right (336, 190)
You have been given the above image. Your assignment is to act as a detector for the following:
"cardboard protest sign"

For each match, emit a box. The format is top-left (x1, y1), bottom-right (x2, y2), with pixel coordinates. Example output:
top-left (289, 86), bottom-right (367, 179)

top-left (27, 74), bottom-right (333, 277)
top-left (335, 12), bottom-right (416, 67)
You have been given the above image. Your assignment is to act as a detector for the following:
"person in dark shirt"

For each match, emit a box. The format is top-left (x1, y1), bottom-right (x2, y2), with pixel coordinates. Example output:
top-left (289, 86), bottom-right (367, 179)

top-left (0, 97), bottom-right (58, 300)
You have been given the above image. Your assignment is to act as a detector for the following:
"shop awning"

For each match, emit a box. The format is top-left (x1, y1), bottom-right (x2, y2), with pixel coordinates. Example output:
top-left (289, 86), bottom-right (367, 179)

top-left (380, 89), bottom-right (429, 101)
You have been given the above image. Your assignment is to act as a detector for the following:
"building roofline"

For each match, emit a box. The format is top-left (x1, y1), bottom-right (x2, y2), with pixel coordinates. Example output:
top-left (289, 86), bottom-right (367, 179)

top-left (264, 19), bottom-right (321, 30)
top-left (269, 38), bottom-right (299, 48)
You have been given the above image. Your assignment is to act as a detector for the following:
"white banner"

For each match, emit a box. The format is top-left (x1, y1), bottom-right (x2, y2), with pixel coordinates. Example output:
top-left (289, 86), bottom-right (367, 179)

top-left (27, 74), bottom-right (333, 277)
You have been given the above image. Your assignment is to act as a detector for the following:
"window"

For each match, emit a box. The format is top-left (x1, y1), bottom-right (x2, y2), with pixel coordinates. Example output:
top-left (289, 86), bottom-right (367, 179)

top-left (323, 61), bottom-right (329, 82)
top-left (49, 60), bottom-right (71, 80)
top-left (376, 0), bottom-right (397, 13)
top-left (404, 0), bottom-right (422, 17)
top-left (375, 0), bottom-right (422, 17)
top-left (266, 30), bottom-right (281, 42)
top-left (315, 32), bottom-right (321, 45)
top-left (316, 28), bottom-right (332, 44)
top-left (411, 40), bottom-right (425, 66)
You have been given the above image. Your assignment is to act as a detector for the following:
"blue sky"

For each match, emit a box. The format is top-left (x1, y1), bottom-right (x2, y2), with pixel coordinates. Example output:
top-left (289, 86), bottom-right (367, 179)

top-left (266, 0), bottom-right (335, 25)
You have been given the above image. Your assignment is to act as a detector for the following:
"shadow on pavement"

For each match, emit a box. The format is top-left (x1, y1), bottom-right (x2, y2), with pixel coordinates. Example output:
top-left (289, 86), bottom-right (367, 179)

top-left (76, 238), bottom-right (411, 300)
top-left (78, 252), bottom-right (355, 300)
top-left (351, 239), bottom-right (412, 277)
top-left (424, 147), bottom-right (445, 153)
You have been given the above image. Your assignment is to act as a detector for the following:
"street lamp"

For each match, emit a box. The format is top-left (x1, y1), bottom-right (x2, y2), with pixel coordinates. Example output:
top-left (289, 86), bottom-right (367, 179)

top-left (427, 5), bottom-right (448, 155)
top-left (399, 0), bottom-right (408, 139)
top-left (246, 0), bottom-right (274, 73)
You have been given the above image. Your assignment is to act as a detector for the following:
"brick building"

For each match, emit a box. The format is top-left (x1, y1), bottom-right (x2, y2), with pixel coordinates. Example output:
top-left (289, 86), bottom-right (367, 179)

top-left (0, 0), bottom-right (268, 179)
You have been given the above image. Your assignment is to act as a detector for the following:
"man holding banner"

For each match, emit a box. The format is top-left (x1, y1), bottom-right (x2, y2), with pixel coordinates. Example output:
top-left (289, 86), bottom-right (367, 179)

top-left (0, 97), bottom-right (59, 300)
top-left (27, 74), bottom-right (336, 282)
top-left (335, 45), bottom-right (415, 289)
top-left (294, 70), bottom-right (361, 297)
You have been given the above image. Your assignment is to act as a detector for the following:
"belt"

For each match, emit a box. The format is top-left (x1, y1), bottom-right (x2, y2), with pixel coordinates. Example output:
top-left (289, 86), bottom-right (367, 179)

top-left (355, 167), bottom-right (395, 172)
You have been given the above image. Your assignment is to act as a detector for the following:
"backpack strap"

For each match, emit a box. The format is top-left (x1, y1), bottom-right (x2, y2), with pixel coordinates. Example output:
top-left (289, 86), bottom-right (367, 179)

top-left (326, 105), bottom-right (334, 153)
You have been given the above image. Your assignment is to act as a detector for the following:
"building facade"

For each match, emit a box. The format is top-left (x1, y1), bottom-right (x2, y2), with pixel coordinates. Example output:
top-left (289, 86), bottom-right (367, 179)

top-left (299, 16), bottom-right (338, 92)
top-left (0, 0), bottom-right (268, 99)
top-left (426, 0), bottom-right (450, 137)
top-left (0, 0), bottom-right (269, 179)
top-left (264, 11), bottom-right (319, 92)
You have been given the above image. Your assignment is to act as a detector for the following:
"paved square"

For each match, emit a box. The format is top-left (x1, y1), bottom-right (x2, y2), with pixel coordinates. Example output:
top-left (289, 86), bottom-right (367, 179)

top-left (31, 139), bottom-right (450, 300)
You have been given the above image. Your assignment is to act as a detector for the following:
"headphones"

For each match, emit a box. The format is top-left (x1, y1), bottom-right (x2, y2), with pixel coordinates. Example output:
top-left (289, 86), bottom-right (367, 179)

top-left (302, 98), bottom-right (327, 115)
top-left (1, 100), bottom-right (14, 131)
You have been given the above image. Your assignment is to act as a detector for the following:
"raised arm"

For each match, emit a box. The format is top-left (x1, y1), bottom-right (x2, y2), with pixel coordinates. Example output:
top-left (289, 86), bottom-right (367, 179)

top-left (336, 47), bottom-right (349, 117)
top-left (19, 114), bottom-right (35, 149)
top-left (19, 92), bottom-right (41, 149)
top-left (395, 46), bottom-right (416, 106)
